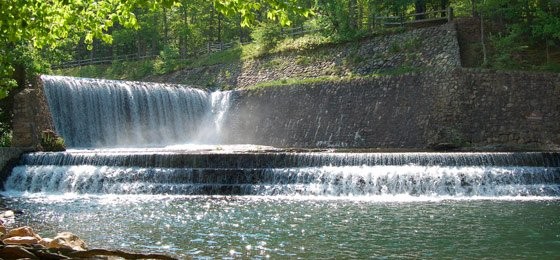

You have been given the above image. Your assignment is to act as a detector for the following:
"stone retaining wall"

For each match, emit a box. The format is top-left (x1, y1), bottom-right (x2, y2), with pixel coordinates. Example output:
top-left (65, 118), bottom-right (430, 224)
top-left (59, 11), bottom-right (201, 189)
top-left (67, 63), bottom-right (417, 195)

top-left (0, 148), bottom-right (26, 189)
top-left (458, 69), bottom-right (560, 147)
top-left (11, 77), bottom-right (55, 149)
top-left (0, 148), bottom-right (25, 170)
top-left (224, 68), bottom-right (560, 150)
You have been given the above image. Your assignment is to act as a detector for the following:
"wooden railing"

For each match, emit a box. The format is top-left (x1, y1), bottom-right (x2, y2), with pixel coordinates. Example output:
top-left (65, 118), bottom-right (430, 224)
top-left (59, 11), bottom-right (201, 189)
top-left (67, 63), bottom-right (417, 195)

top-left (52, 53), bottom-right (158, 69)
top-left (375, 7), bottom-right (453, 28)
top-left (207, 42), bottom-right (235, 53)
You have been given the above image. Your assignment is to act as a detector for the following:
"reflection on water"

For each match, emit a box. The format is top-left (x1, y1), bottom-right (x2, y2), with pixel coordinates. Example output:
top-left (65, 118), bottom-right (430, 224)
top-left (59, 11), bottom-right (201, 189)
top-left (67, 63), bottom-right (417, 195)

top-left (3, 195), bottom-right (560, 258)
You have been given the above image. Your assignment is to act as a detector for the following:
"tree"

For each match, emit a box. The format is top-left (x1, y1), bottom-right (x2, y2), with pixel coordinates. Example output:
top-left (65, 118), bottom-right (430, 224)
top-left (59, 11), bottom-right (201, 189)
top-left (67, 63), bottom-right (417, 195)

top-left (415, 0), bottom-right (426, 20)
top-left (0, 0), bottom-right (312, 97)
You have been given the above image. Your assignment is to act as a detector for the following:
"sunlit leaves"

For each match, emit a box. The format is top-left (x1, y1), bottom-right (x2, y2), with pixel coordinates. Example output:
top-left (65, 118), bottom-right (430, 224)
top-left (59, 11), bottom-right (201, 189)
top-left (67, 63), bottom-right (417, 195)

top-left (533, 9), bottom-right (560, 41)
top-left (2, 0), bottom-right (311, 51)
top-left (216, 0), bottom-right (311, 27)
top-left (0, 0), bottom-right (313, 97)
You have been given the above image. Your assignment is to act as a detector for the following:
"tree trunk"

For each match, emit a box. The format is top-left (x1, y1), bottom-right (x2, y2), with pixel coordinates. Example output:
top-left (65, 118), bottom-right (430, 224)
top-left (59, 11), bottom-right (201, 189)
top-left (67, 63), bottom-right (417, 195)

top-left (441, 0), bottom-right (449, 17)
top-left (180, 5), bottom-right (188, 59)
top-left (415, 0), bottom-right (426, 20)
top-left (209, 5), bottom-right (215, 47)
top-left (546, 40), bottom-right (550, 65)
top-left (480, 14), bottom-right (487, 66)
top-left (357, 2), bottom-right (363, 30)
top-left (348, 0), bottom-right (357, 29)
top-left (368, 1), bottom-right (376, 30)
top-left (238, 14), bottom-right (244, 42)
top-left (163, 8), bottom-right (169, 44)
top-left (218, 13), bottom-right (222, 45)
top-left (13, 63), bottom-right (26, 90)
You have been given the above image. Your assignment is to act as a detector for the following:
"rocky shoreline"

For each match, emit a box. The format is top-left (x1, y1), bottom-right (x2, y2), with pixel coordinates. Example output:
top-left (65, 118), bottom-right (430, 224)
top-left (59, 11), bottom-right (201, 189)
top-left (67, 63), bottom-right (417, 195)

top-left (0, 210), bottom-right (177, 259)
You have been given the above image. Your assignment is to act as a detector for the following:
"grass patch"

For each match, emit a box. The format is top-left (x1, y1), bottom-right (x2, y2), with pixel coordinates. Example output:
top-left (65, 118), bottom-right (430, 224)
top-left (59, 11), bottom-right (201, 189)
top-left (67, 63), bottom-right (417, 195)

top-left (272, 34), bottom-right (333, 53)
top-left (263, 58), bottom-right (288, 70)
top-left (246, 66), bottom-right (424, 91)
top-left (191, 46), bottom-right (243, 67)
top-left (246, 76), bottom-right (343, 90)
top-left (295, 56), bottom-right (314, 66)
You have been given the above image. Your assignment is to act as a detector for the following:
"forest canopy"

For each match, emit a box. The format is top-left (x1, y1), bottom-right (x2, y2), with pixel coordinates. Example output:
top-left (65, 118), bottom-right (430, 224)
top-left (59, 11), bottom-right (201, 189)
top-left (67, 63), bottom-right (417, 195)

top-left (0, 0), bottom-right (310, 97)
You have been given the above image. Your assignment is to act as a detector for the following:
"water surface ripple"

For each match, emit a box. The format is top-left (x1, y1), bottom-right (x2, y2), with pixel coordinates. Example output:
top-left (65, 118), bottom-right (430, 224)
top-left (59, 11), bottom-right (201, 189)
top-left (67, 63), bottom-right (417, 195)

top-left (3, 195), bottom-right (559, 258)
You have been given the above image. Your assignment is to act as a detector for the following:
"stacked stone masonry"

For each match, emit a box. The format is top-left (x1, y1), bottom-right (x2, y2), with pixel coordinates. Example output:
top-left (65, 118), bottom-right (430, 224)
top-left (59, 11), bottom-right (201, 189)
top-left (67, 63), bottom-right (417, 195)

top-left (11, 78), bottom-right (55, 149)
top-left (224, 69), bottom-right (560, 150)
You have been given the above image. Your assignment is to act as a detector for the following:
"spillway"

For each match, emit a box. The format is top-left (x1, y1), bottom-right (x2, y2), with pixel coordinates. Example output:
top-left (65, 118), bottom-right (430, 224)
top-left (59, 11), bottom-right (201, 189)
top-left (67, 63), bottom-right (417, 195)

top-left (42, 75), bottom-right (232, 147)
top-left (5, 150), bottom-right (560, 197)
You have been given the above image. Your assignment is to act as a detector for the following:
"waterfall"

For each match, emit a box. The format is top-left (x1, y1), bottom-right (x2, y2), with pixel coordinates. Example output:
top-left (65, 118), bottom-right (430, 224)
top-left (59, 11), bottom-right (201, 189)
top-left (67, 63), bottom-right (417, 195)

top-left (42, 75), bottom-right (232, 148)
top-left (6, 76), bottom-right (558, 198)
top-left (17, 151), bottom-right (560, 168)
top-left (5, 151), bottom-right (560, 197)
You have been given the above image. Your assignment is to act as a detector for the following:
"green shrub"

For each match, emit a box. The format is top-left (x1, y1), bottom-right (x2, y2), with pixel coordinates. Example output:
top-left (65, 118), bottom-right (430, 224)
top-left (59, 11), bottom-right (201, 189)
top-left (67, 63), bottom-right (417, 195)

top-left (133, 60), bottom-right (155, 79)
top-left (489, 27), bottom-right (528, 69)
top-left (107, 61), bottom-right (126, 77)
top-left (274, 34), bottom-right (331, 53)
top-left (304, 16), bottom-right (335, 37)
top-left (154, 45), bottom-right (180, 75)
top-left (0, 130), bottom-right (11, 147)
top-left (251, 22), bottom-right (283, 52)
top-left (541, 61), bottom-right (560, 72)
top-left (41, 130), bottom-right (65, 152)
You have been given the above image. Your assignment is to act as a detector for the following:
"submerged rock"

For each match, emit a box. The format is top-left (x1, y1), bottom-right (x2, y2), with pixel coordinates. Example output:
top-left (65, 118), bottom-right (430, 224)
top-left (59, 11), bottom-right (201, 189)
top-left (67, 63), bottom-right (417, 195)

top-left (0, 224), bottom-right (6, 237)
top-left (39, 237), bottom-right (52, 248)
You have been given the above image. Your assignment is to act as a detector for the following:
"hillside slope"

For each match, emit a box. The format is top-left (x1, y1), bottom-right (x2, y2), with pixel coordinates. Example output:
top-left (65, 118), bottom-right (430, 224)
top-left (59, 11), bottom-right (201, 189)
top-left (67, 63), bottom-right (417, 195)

top-left (145, 23), bottom-right (461, 89)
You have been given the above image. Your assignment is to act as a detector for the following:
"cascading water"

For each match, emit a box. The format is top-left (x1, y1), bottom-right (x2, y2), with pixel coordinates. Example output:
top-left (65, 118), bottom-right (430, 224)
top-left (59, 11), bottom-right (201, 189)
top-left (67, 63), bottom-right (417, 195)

top-left (3, 75), bottom-right (560, 258)
top-left (3, 75), bottom-right (559, 198)
top-left (42, 75), bottom-right (232, 147)
top-left (5, 151), bottom-right (560, 197)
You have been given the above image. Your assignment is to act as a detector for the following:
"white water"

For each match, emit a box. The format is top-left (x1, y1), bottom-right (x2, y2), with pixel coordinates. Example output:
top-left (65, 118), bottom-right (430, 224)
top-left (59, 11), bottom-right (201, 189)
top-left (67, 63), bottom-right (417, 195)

top-left (5, 160), bottom-right (559, 197)
top-left (42, 75), bottom-right (232, 148)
